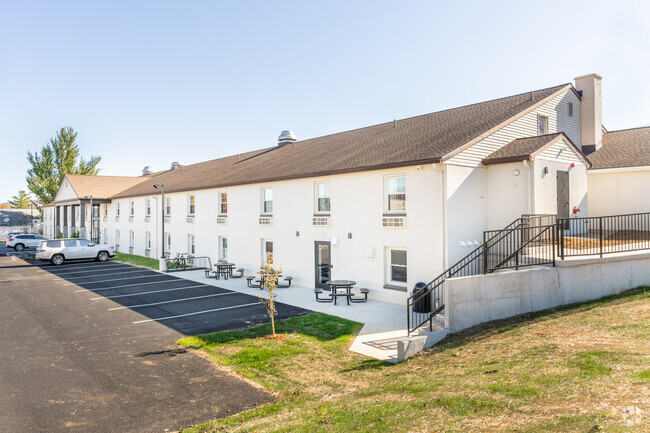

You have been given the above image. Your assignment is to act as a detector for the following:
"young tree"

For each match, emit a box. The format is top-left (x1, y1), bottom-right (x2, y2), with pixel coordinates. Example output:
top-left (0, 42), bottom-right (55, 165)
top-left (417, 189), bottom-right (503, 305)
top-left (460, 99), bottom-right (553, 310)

top-left (26, 127), bottom-right (101, 209)
top-left (8, 190), bottom-right (32, 208)
top-left (256, 252), bottom-right (282, 336)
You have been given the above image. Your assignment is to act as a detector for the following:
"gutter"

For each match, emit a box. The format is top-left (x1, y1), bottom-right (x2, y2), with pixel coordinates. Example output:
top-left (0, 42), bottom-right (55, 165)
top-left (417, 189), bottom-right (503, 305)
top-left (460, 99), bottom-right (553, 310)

top-left (522, 160), bottom-right (534, 214)
top-left (432, 163), bottom-right (448, 272)
top-left (588, 165), bottom-right (650, 174)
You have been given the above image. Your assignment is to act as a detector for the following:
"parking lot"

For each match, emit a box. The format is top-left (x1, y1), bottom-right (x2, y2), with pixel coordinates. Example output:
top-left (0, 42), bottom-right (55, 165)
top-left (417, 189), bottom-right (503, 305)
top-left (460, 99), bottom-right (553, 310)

top-left (0, 255), bottom-right (309, 433)
top-left (46, 260), bottom-right (308, 334)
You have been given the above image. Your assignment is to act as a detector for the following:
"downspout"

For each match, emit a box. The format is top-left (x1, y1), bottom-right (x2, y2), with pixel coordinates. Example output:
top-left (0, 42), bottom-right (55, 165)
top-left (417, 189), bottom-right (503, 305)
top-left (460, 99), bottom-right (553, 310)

top-left (432, 163), bottom-right (448, 271)
top-left (522, 160), bottom-right (534, 214)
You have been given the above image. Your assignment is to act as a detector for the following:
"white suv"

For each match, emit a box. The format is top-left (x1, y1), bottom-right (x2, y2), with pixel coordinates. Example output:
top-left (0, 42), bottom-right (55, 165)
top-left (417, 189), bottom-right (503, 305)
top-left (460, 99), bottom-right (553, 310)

top-left (36, 238), bottom-right (116, 265)
top-left (7, 234), bottom-right (47, 251)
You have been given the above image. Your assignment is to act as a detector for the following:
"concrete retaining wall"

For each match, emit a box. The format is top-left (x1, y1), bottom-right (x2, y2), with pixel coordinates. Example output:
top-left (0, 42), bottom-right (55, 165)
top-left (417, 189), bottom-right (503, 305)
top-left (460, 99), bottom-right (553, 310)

top-left (446, 251), bottom-right (650, 332)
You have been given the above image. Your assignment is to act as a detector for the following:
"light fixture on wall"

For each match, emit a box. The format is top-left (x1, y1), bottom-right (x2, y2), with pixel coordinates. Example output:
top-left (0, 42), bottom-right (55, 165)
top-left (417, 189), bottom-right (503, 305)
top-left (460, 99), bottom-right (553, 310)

top-left (543, 166), bottom-right (549, 174)
top-left (347, 233), bottom-right (352, 239)
top-left (332, 237), bottom-right (339, 246)
top-left (296, 231), bottom-right (299, 237)
top-left (513, 169), bottom-right (520, 176)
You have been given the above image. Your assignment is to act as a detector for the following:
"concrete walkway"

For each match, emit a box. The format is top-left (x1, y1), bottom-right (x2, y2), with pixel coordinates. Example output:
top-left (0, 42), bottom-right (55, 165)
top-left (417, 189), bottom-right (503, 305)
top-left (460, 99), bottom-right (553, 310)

top-left (175, 270), bottom-right (408, 362)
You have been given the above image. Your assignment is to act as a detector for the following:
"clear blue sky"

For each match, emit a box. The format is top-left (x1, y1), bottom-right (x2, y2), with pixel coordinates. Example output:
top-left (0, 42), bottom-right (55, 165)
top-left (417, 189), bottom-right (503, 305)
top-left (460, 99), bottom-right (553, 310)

top-left (1, 0), bottom-right (649, 202)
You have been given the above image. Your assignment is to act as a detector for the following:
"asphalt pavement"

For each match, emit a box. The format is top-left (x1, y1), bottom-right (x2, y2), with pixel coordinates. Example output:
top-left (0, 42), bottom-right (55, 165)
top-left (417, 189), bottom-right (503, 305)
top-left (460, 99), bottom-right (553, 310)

top-left (0, 253), bottom-right (309, 433)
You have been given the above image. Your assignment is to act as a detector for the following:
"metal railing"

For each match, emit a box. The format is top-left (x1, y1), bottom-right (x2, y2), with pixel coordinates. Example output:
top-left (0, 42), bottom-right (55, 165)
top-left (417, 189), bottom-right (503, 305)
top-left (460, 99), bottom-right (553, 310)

top-left (558, 212), bottom-right (650, 258)
top-left (407, 214), bottom-right (557, 336)
top-left (164, 255), bottom-right (212, 272)
top-left (484, 224), bottom-right (556, 272)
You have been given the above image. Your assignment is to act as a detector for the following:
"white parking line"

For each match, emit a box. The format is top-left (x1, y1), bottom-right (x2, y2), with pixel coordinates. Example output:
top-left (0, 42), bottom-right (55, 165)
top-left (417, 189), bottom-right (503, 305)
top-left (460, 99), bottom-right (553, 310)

top-left (90, 284), bottom-right (211, 300)
top-left (63, 274), bottom-right (166, 285)
top-left (108, 292), bottom-right (237, 310)
top-left (47, 263), bottom-right (126, 272)
top-left (58, 269), bottom-right (151, 280)
top-left (74, 278), bottom-right (179, 292)
top-left (132, 302), bottom-right (260, 324)
top-left (48, 266), bottom-right (135, 276)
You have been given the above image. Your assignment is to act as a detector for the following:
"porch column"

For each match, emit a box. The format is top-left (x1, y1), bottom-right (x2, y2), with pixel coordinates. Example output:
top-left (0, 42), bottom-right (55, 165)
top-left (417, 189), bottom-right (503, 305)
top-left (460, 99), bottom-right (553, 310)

top-left (80, 201), bottom-right (87, 239)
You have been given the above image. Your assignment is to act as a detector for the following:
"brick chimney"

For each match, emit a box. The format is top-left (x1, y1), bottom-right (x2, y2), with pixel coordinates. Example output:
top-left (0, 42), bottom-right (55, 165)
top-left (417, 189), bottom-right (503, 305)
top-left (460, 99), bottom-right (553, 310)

top-left (574, 73), bottom-right (603, 154)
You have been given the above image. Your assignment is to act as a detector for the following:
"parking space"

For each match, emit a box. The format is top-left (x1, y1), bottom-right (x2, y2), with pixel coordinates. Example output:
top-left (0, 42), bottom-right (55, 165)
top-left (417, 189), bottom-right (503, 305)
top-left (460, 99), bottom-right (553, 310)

top-left (0, 256), bottom-right (310, 433)
top-left (42, 260), bottom-right (309, 336)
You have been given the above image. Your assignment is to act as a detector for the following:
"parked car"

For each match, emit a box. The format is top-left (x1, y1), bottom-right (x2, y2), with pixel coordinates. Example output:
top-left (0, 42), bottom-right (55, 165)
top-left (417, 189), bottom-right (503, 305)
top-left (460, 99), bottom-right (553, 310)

top-left (36, 238), bottom-right (115, 265)
top-left (6, 234), bottom-right (47, 251)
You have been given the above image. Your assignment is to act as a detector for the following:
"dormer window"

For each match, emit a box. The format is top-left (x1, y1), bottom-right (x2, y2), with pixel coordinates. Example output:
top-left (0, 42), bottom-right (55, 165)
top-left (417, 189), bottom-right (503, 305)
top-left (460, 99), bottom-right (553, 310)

top-left (568, 102), bottom-right (574, 117)
top-left (538, 115), bottom-right (548, 135)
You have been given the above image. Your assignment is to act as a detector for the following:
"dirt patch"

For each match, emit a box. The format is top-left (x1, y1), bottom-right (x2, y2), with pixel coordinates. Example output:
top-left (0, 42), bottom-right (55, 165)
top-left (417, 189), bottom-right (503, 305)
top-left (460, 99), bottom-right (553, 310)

top-left (562, 230), bottom-right (650, 250)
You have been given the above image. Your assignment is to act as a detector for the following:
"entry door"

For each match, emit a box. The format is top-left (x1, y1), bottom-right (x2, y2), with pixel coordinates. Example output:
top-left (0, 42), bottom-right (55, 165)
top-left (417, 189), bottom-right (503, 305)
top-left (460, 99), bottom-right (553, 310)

top-left (314, 241), bottom-right (332, 290)
top-left (557, 171), bottom-right (570, 229)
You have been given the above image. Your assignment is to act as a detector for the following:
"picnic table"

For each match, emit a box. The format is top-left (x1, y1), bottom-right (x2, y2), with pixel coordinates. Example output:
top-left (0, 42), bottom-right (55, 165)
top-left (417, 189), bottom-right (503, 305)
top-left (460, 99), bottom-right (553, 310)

top-left (213, 262), bottom-right (236, 279)
top-left (246, 269), bottom-right (293, 288)
top-left (314, 280), bottom-right (369, 304)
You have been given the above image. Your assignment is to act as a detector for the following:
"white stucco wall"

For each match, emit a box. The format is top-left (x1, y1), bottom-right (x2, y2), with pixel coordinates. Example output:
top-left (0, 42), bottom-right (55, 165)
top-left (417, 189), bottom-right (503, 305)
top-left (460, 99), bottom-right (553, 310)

top-left (533, 158), bottom-right (588, 218)
top-left (445, 251), bottom-right (650, 332)
top-left (445, 164), bottom-right (487, 264)
top-left (588, 168), bottom-right (650, 216)
top-left (486, 162), bottom-right (529, 229)
top-left (106, 165), bottom-right (446, 305)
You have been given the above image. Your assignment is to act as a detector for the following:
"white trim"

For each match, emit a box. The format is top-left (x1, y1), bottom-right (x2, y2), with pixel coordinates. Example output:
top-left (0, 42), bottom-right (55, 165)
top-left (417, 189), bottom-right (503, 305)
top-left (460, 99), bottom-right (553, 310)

top-left (588, 165), bottom-right (650, 174)
top-left (132, 302), bottom-right (260, 324)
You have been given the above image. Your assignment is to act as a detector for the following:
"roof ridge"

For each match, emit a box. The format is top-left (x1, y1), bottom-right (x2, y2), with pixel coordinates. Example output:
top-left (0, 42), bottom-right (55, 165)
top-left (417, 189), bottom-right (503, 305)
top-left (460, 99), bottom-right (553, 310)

top-left (293, 83), bottom-right (571, 145)
top-left (604, 125), bottom-right (650, 134)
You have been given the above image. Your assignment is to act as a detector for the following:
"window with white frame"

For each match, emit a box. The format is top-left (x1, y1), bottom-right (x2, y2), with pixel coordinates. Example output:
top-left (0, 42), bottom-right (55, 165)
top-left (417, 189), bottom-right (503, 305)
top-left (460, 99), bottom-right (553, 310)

top-left (261, 187), bottom-right (273, 214)
top-left (568, 102), bottom-right (574, 117)
top-left (165, 232), bottom-right (171, 254)
top-left (188, 234), bottom-right (195, 255)
top-left (116, 202), bottom-right (120, 216)
top-left (115, 229), bottom-right (120, 246)
top-left (262, 239), bottom-right (273, 264)
top-left (129, 200), bottom-right (135, 216)
top-left (145, 199), bottom-right (151, 216)
top-left (187, 195), bottom-right (196, 216)
top-left (219, 192), bottom-right (227, 215)
top-left (315, 182), bottom-right (330, 213)
top-left (145, 231), bottom-right (151, 250)
top-left (129, 230), bottom-right (134, 248)
top-left (387, 248), bottom-right (407, 285)
top-left (385, 175), bottom-right (406, 212)
top-left (219, 236), bottom-right (228, 260)
top-left (104, 204), bottom-right (108, 216)
top-left (538, 115), bottom-right (548, 135)
top-left (165, 197), bottom-right (171, 216)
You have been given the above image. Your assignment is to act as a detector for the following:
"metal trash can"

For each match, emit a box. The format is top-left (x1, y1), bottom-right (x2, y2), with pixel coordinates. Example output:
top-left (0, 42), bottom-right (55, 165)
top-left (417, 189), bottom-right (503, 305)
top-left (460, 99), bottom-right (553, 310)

top-left (412, 282), bottom-right (431, 313)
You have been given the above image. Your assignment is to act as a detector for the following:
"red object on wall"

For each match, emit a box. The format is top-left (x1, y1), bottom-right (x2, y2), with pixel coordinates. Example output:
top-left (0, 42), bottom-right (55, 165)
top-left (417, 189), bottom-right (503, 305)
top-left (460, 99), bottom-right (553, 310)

top-left (572, 206), bottom-right (580, 215)
top-left (570, 163), bottom-right (575, 168)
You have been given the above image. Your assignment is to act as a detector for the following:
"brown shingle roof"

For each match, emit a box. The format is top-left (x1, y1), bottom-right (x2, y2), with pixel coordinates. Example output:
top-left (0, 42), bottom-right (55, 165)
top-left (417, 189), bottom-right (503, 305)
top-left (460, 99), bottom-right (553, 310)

top-left (482, 132), bottom-right (590, 167)
top-left (589, 127), bottom-right (650, 169)
top-left (65, 175), bottom-right (147, 200)
top-left (110, 83), bottom-right (572, 198)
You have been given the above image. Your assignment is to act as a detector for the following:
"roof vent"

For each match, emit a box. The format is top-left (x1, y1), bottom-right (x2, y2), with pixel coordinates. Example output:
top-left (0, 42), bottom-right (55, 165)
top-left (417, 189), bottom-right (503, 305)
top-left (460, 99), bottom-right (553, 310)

top-left (142, 166), bottom-right (154, 176)
top-left (171, 161), bottom-right (184, 170)
top-left (278, 130), bottom-right (297, 146)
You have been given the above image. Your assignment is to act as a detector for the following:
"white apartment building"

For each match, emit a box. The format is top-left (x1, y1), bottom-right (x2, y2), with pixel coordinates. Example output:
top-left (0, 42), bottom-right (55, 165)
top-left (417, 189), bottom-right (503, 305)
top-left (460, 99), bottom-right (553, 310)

top-left (43, 74), bottom-right (650, 305)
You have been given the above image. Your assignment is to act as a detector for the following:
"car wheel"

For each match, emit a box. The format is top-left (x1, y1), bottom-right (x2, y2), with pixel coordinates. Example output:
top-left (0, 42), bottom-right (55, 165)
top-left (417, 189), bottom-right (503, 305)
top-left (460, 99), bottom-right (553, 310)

top-left (51, 254), bottom-right (64, 266)
top-left (14, 243), bottom-right (25, 252)
top-left (97, 251), bottom-right (109, 262)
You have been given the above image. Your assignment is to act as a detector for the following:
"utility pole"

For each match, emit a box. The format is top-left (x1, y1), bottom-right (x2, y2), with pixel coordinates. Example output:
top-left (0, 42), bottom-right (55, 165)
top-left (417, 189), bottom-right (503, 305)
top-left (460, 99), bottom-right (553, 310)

top-left (153, 184), bottom-right (165, 258)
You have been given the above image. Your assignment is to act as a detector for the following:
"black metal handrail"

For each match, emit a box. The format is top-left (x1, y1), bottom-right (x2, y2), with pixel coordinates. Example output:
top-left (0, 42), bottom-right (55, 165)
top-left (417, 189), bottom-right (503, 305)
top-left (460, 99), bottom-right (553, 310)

top-left (484, 224), bottom-right (556, 272)
top-left (407, 214), bottom-right (557, 336)
top-left (558, 212), bottom-right (650, 258)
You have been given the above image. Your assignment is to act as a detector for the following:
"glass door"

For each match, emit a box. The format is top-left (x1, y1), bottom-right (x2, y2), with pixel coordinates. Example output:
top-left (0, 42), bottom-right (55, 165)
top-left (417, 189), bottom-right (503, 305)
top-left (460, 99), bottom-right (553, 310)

top-left (314, 241), bottom-right (332, 290)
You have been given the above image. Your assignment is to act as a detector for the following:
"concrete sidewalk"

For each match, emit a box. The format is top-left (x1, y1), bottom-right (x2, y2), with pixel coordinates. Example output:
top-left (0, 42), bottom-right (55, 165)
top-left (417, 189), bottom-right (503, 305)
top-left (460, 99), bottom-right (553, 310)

top-left (175, 270), bottom-right (408, 362)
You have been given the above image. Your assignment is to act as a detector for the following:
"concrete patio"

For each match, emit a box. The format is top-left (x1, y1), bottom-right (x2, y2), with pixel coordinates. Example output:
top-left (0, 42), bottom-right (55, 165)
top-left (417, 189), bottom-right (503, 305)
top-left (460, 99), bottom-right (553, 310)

top-left (172, 269), bottom-right (408, 363)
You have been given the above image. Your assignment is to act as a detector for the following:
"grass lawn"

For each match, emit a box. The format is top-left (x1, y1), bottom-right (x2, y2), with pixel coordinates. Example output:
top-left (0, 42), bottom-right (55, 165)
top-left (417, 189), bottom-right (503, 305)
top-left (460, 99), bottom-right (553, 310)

top-left (112, 252), bottom-right (159, 270)
top-left (178, 288), bottom-right (650, 433)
